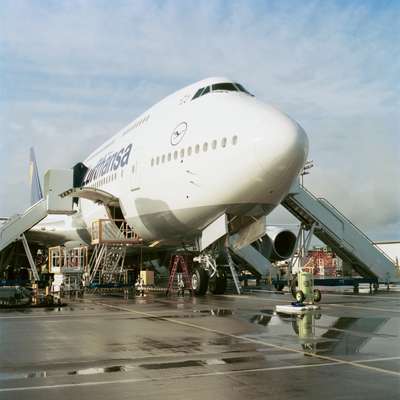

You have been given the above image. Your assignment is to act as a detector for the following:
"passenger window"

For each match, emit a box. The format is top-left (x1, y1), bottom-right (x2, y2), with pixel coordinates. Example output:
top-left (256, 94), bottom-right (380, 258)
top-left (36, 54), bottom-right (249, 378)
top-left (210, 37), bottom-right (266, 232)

top-left (232, 135), bottom-right (238, 145)
top-left (174, 150), bottom-right (178, 160)
top-left (151, 158), bottom-right (154, 167)
top-left (195, 144), bottom-right (200, 154)
top-left (212, 140), bottom-right (217, 150)
top-left (167, 153), bottom-right (171, 162)
top-left (221, 138), bottom-right (227, 148)
top-left (203, 142), bottom-right (208, 152)
top-left (156, 156), bottom-right (160, 165)
top-left (161, 154), bottom-right (165, 163)
top-left (180, 148), bottom-right (185, 158)
top-left (187, 146), bottom-right (192, 156)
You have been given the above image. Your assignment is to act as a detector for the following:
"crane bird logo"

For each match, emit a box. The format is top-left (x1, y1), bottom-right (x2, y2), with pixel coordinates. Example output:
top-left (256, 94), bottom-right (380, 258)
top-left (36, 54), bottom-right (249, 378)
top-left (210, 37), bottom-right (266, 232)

top-left (170, 122), bottom-right (188, 145)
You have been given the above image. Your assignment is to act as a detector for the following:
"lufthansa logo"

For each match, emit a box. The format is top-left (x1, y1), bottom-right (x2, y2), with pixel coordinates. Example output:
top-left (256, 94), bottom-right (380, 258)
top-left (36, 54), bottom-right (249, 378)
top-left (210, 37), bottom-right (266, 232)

top-left (171, 122), bottom-right (187, 146)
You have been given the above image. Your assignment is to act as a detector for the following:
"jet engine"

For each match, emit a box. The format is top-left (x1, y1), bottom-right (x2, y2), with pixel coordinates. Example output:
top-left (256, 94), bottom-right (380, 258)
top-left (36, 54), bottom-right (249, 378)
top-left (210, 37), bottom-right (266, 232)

top-left (252, 226), bottom-right (297, 261)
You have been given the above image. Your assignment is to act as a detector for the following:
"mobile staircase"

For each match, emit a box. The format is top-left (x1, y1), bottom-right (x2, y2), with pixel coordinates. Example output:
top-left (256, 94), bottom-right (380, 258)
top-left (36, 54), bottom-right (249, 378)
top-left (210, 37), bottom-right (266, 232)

top-left (282, 181), bottom-right (399, 284)
top-left (88, 219), bottom-right (142, 286)
top-left (0, 169), bottom-right (75, 280)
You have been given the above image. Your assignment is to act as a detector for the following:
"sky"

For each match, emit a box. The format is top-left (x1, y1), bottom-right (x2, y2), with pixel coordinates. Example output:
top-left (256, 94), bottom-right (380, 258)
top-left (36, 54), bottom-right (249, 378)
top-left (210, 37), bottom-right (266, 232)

top-left (0, 0), bottom-right (399, 240)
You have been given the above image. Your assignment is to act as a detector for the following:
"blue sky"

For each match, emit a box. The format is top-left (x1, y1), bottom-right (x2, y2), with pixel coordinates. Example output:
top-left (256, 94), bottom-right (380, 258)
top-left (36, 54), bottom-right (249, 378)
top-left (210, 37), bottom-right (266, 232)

top-left (0, 0), bottom-right (399, 239)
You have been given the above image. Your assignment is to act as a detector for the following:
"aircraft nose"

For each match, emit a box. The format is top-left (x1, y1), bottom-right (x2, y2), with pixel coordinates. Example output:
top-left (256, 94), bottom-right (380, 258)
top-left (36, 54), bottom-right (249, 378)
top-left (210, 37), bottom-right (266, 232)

top-left (253, 108), bottom-right (309, 189)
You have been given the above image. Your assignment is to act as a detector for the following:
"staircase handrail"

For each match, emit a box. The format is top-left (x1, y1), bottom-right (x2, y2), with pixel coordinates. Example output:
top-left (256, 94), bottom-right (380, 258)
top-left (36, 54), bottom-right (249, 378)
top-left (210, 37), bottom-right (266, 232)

top-left (297, 185), bottom-right (395, 264)
top-left (91, 219), bottom-right (142, 244)
top-left (318, 197), bottom-right (395, 264)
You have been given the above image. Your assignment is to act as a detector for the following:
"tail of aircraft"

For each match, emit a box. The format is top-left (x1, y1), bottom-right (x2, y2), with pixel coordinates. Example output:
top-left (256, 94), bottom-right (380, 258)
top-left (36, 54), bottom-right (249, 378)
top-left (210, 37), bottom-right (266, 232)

top-left (29, 147), bottom-right (43, 205)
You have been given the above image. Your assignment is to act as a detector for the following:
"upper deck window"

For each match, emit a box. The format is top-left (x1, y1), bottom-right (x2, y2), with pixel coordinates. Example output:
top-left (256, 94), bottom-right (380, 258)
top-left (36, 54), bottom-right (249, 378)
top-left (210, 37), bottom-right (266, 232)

top-left (211, 83), bottom-right (238, 92)
top-left (234, 83), bottom-right (253, 95)
top-left (202, 86), bottom-right (210, 95)
top-left (192, 87), bottom-right (204, 100)
top-left (191, 82), bottom-right (253, 101)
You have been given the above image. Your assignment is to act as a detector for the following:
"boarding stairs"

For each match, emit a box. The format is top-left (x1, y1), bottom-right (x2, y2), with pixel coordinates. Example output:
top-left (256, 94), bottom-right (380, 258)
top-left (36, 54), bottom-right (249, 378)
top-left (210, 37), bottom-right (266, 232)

top-left (282, 182), bottom-right (398, 283)
top-left (0, 170), bottom-right (75, 255)
top-left (0, 169), bottom-right (75, 280)
top-left (88, 244), bottom-right (127, 285)
top-left (88, 219), bottom-right (142, 285)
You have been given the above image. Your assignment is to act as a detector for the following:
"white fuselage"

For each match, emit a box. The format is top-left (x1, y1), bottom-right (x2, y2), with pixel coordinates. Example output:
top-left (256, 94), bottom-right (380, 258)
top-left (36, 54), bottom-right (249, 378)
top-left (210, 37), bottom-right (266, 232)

top-left (33, 77), bottom-right (308, 245)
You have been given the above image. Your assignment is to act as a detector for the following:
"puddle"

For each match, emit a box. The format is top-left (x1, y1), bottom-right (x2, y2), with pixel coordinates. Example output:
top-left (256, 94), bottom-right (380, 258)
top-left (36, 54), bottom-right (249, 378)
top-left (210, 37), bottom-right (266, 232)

top-left (140, 360), bottom-right (204, 369)
top-left (250, 314), bottom-right (272, 326)
top-left (222, 356), bottom-right (261, 364)
top-left (193, 308), bottom-right (233, 317)
top-left (69, 365), bottom-right (128, 375)
top-left (248, 311), bottom-right (393, 357)
top-left (0, 364), bottom-right (133, 381)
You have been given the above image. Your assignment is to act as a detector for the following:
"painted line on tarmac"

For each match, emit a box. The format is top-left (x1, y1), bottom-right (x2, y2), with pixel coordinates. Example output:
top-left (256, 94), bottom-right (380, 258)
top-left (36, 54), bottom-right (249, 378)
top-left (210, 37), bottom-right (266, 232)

top-left (0, 362), bottom-right (340, 392)
top-left (354, 356), bottom-right (400, 363)
top-left (92, 301), bottom-right (400, 378)
top-left (0, 312), bottom-right (134, 320)
top-left (221, 294), bottom-right (285, 302)
top-left (222, 293), bottom-right (400, 313)
top-left (324, 303), bottom-right (400, 313)
top-left (248, 288), bottom-right (400, 301)
top-left (218, 294), bottom-right (400, 313)
top-left (313, 324), bottom-right (398, 339)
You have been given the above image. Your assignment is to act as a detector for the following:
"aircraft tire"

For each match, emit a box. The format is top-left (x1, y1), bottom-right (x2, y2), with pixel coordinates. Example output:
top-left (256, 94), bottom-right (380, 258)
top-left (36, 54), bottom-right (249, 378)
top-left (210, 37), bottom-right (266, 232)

top-left (191, 267), bottom-right (209, 296)
top-left (313, 288), bottom-right (322, 303)
top-left (209, 270), bottom-right (227, 295)
top-left (295, 290), bottom-right (305, 303)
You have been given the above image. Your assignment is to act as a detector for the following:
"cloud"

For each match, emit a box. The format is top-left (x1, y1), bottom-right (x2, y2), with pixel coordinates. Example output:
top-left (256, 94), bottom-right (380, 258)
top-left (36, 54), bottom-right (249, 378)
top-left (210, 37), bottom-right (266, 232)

top-left (0, 0), bottom-right (399, 240)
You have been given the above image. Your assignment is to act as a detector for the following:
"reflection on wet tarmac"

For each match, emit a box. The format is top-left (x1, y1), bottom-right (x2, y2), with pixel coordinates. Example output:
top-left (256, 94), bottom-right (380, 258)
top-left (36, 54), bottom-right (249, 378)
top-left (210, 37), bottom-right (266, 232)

top-left (193, 308), bottom-right (233, 316)
top-left (248, 309), bottom-right (391, 356)
top-left (1, 355), bottom-right (267, 381)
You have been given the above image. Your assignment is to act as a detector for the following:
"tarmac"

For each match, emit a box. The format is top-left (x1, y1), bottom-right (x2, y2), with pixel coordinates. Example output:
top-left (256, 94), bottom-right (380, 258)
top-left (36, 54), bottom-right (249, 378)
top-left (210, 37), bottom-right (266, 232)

top-left (0, 288), bottom-right (399, 399)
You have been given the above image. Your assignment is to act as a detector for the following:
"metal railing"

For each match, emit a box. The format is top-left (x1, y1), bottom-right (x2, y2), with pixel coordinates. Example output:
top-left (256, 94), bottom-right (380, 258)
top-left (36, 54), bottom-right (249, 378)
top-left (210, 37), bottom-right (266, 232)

top-left (317, 198), bottom-right (394, 264)
top-left (295, 184), bottom-right (395, 264)
top-left (91, 219), bottom-right (142, 245)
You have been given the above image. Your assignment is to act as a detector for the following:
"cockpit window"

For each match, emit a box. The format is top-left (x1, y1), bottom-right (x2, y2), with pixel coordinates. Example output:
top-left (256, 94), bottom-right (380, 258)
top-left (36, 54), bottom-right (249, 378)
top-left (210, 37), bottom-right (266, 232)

top-left (211, 83), bottom-right (238, 92)
top-left (192, 82), bottom-right (253, 101)
top-left (202, 86), bottom-right (210, 95)
top-left (192, 87), bottom-right (204, 100)
top-left (234, 83), bottom-right (253, 95)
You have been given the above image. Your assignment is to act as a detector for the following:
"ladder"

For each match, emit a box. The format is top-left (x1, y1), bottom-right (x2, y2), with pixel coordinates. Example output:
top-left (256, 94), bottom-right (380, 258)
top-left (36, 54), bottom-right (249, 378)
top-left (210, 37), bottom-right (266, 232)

top-left (166, 255), bottom-right (193, 295)
top-left (224, 248), bottom-right (242, 295)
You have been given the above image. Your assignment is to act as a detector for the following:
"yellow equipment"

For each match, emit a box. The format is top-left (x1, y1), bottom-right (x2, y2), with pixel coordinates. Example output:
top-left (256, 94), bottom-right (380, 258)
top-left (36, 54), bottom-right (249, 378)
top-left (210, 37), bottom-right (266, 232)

top-left (294, 271), bottom-right (321, 304)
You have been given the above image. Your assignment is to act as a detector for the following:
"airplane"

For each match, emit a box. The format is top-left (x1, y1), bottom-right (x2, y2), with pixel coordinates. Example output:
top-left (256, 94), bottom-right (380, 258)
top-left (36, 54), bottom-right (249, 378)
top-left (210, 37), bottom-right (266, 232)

top-left (4, 77), bottom-right (308, 294)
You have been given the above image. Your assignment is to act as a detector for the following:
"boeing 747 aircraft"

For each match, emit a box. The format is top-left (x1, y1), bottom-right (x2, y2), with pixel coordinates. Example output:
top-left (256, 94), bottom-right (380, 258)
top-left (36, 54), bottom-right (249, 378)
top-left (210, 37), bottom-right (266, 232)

top-left (4, 77), bottom-right (308, 294)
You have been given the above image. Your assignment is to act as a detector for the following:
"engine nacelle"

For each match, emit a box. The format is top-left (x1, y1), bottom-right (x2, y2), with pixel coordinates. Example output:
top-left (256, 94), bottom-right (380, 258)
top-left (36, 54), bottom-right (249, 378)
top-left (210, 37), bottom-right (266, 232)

top-left (252, 227), bottom-right (297, 261)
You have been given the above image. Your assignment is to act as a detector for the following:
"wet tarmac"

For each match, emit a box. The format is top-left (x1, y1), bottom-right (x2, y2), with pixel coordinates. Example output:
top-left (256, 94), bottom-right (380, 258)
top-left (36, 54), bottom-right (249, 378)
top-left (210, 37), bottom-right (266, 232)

top-left (0, 289), bottom-right (399, 399)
